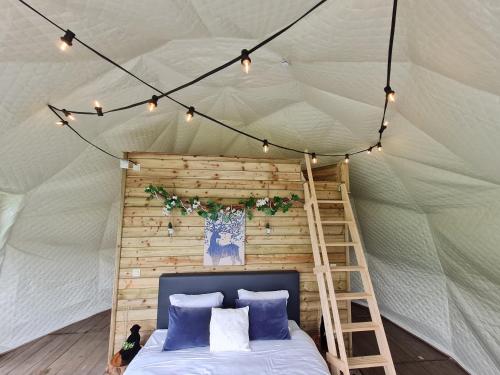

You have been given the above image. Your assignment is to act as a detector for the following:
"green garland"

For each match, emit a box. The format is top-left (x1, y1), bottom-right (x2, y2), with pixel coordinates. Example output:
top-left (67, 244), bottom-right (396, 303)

top-left (145, 184), bottom-right (300, 221)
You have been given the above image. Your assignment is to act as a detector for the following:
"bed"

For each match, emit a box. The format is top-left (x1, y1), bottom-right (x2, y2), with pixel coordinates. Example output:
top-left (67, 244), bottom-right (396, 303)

top-left (124, 271), bottom-right (329, 375)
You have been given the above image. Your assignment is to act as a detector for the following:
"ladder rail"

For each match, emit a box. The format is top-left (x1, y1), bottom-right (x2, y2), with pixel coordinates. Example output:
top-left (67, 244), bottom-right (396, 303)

top-left (303, 183), bottom-right (337, 363)
top-left (304, 155), bottom-right (349, 372)
top-left (340, 185), bottom-right (396, 375)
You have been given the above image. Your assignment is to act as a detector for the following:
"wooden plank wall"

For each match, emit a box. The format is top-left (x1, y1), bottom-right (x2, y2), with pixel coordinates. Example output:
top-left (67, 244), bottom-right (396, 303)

top-left (109, 153), bottom-right (347, 354)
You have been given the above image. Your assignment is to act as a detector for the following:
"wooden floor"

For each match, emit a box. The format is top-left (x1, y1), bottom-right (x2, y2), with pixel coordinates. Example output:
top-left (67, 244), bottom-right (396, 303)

top-left (351, 304), bottom-right (468, 375)
top-left (0, 306), bottom-right (468, 375)
top-left (0, 311), bottom-right (110, 375)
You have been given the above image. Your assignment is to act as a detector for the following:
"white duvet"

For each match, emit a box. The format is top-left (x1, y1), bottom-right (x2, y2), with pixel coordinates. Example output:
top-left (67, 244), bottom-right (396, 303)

top-left (125, 321), bottom-right (329, 375)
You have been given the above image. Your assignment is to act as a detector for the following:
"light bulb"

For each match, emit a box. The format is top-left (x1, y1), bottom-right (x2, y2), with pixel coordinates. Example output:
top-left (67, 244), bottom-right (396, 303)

top-left (367, 147), bottom-right (372, 154)
top-left (311, 153), bottom-right (318, 164)
top-left (241, 49), bottom-right (251, 74)
top-left (263, 140), bottom-right (269, 153)
top-left (56, 120), bottom-right (68, 127)
top-left (94, 101), bottom-right (103, 116)
top-left (344, 154), bottom-right (349, 163)
top-left (59, 30), bottom-right (75, 51)
top-left (384, 86), bottom-right (396, 103)
top-left (186, 106), bottom-right (195, 122)
top-left (383, 120), bottom-right (389, 126)
top-left (62, 109), bottom-right (75, 121)
top-left (377, 142), bottom-right (382, 151)
top-left (148, 95), bottom-right (158, 112)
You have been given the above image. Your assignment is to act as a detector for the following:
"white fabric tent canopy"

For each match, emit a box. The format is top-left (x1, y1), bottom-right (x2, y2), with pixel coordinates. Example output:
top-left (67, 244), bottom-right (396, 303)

top-left (1, 1), bottom-right (499, 374)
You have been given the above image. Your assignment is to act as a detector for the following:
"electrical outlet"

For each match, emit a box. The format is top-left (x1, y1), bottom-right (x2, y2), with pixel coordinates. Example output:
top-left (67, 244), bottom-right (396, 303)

top-left (120, 159), bottom-right (130, 169)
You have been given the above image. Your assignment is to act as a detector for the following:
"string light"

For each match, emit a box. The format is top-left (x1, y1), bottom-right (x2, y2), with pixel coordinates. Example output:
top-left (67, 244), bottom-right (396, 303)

top-left (186, 106), bottom-right (195, 122)
top-left (384, 86), bottom-right (396, 102)
top-left (22, 0), bottom-right (398, 166)
top-left (94, 101), bottom-right (103, 116)
top-left (62, 109), bottom-right (75, 121)
top-left (59, 29), bottom-right (75, 51)
top-left (383, 120), bottom-right (389, 126)
top-left (55, 120), bottom-right (68, 127)
top-left (344, 154), bottom-right (349, 163)
top-left (367, 147), bottom-right (373, 154)
top-left (148, 95), bottom-right (158, 112)
top-left (263, 139), bottom-right (269, 153)
top-left (241, 49), bottom-right (251, 74)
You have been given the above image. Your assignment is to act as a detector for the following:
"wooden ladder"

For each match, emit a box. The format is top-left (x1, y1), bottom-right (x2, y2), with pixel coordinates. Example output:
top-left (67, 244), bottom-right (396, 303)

top-left (303, 154), bottom-right (396, 375)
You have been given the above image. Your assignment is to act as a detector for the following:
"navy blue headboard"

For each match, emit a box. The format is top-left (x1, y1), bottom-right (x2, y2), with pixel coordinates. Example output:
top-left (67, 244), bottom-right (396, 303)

top-left (157, 271), bottom-right (300, 329)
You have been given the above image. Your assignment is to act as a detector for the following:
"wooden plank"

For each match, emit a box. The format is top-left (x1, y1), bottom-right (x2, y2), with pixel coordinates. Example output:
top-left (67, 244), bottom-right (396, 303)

top-left (127, 168), bottom-right (301, 181)
top-left (121, 234), bottom-right (346, 247)
top-left (127, 178), bottom-right (307, 190)
top-left (127, 153), bottom-right (301, 164)
top-left (118, 277), bottom-right (330, 291)
top-left (108, 154), bottom-right (127, 361)
top-left (120, 244), bottom-right (347, 257)
top-left (119, 265), bottom-right (343, 279)
top-left (122, 215), bottom-right (344, 227)
top-left (127, 158), bottom-right (302, 173)
top-left (125, 187), bottom-right (339, 200)
top-left (121, 225), bottom-right (343, 237)
top-left (123, 206), bottom-right (342, 218)
top-left (123, 196), bottom-right (305, 207)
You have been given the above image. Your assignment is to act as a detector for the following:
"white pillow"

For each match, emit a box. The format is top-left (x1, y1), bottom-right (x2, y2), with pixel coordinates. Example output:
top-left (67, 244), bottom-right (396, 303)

top-left (237, 289), bottom-right (289, 301)
top-left (209, 307), bottom-right (250, 352)
top-left (169, 292), bottom-right (223, 308)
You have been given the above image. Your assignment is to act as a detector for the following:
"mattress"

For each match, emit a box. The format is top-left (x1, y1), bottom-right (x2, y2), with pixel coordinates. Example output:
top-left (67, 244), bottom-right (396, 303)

top-left (124, 321), bottom-right (329, 375)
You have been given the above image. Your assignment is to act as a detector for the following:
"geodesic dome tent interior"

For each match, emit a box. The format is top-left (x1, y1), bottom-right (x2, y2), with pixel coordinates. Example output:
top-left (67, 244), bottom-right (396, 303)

top-left (1, 1), bottom-right (499, 374)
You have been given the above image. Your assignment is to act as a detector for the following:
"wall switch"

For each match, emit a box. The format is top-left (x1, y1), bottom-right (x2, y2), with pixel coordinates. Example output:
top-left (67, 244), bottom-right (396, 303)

top-left (131, 268), bottom-right (141, 278)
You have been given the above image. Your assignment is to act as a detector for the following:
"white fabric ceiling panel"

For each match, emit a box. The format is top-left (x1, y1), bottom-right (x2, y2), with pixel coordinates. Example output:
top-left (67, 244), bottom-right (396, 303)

top-left (0, 1), bottom-right (498, 374)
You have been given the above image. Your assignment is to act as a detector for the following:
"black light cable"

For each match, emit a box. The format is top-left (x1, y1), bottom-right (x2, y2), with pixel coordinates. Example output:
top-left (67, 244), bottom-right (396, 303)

top-left (48, 105), bottom-right (122, 160)
top-left (19, 0), bottom-right (328, 116)
top-left (20, 0), bottom-right (353, 158)
top-left (20, 0), bottom-right (398, 164)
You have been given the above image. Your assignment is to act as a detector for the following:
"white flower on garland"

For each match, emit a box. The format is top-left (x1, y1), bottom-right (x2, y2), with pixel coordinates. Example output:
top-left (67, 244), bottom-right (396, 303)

top-left (256, 197), bottom-right (269, 207)
top-left (186, 207), bottom-right (193, 214)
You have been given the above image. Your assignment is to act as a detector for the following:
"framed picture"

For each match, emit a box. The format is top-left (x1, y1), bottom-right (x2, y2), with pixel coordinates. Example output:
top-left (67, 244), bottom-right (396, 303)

top-left (204, 211), bottom-right (245, 266)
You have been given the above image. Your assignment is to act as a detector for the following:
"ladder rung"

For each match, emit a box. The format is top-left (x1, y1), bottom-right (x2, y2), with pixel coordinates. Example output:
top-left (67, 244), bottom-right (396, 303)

top-left (314, 265), bottom-right (364, 274)
top-left (325, 242), bottom-right (358, 247)
top-left (317, 200), bottom-right (346, 204)
top-left (336, 292), bottom-right (371, 301)
top-left (330, 265), bottom-right (364, 272)
top-left (341, 321), bottom-right (379, 332)
top-left (321, 220), bottom-right (353, 224)
top-left (347, 355), bottom-right (387, 369)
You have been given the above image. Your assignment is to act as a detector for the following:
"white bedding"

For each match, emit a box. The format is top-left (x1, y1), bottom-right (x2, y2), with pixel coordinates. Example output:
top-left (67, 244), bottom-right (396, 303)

top-left (125, 321), bottom-right (329, 375)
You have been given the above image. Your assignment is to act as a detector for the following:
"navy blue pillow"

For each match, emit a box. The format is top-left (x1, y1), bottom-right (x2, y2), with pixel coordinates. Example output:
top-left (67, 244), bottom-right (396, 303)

top-left (235, 298), bottom-right (290, 340)
top-left (163, 306), bottom-right (212, 351)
